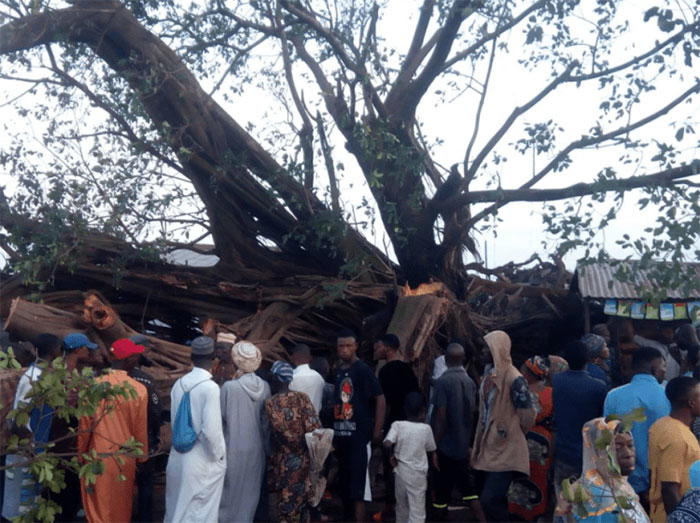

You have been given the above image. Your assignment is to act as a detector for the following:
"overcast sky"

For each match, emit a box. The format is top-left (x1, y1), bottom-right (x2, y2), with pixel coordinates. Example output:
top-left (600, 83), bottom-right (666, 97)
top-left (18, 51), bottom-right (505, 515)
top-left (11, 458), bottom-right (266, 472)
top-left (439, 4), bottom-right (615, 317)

top-left (1, 1), bottom-right (699, 271)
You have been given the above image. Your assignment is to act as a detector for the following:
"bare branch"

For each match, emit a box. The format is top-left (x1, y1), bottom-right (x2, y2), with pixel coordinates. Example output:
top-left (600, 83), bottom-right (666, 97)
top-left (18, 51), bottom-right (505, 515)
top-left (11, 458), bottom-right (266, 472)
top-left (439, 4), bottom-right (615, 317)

top-left (275, 0), bottom-right (314, 191)
top-left (314, 112), bottom-right (340, 214)
top-left (445, 162), bottom-right (700, 209)
top-left (462, 80), bottom-right (700, 226)
top-left (465, 61), bottom-right (578, 179)
top-left (463, 37), bottom-right (496, 185)
top-left (279, 0), bottom-right (385, 116)
top-left (569, 21), bottom-right (699, 83)
top-left (385, 0), bottom-right (475, 120)
top-left (440, 1), bottom-right (546, 74)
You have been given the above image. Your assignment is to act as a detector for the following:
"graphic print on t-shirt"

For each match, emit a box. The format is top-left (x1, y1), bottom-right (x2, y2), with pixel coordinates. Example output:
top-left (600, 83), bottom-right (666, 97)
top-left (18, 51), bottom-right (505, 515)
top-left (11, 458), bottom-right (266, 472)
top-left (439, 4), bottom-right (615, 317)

top-left (334, 376), bottom-right (356, 436)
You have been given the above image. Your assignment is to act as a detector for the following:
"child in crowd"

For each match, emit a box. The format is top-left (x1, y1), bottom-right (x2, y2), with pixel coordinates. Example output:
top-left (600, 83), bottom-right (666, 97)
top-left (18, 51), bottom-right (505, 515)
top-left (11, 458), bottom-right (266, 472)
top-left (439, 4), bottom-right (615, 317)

top-left (383, 392), bottom-right (438, 523)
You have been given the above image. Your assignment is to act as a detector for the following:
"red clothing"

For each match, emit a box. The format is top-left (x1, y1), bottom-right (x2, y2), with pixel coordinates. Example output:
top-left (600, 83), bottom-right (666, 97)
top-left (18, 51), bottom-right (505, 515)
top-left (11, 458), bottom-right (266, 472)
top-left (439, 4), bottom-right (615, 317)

top-left (78, 370), bottom-right (148, 523)
top-left (508, 386), bottom-right (554, 520)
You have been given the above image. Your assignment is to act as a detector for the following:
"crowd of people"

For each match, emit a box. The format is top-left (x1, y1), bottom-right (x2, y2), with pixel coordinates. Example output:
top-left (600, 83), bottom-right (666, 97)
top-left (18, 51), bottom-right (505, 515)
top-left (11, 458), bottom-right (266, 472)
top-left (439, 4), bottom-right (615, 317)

top-left (1, 320), bottom-right (700, 523)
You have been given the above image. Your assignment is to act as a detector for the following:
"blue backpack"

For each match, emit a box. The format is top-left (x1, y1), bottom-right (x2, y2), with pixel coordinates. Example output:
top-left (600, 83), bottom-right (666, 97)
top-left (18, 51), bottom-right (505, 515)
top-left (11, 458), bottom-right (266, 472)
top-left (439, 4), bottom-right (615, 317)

top-left (172, 378), bottom-right (210, 453)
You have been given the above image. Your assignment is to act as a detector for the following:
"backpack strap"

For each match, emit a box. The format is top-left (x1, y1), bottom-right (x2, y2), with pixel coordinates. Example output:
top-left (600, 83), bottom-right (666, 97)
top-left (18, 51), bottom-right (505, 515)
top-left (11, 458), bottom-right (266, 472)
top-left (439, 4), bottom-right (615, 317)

top-left (181, 377), bottom-right (211, 394)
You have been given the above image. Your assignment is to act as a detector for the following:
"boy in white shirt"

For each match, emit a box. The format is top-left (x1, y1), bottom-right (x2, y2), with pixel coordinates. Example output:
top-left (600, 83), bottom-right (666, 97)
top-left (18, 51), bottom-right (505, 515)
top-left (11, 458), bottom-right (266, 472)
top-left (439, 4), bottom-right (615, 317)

top-left (383, 392), bottom-right (438, 523)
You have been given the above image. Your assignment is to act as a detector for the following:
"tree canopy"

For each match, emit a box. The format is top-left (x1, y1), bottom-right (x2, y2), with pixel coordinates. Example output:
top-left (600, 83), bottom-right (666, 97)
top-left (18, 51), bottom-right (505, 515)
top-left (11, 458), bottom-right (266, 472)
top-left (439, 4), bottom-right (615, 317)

top-left (0, 0), bottom-right (698, 294)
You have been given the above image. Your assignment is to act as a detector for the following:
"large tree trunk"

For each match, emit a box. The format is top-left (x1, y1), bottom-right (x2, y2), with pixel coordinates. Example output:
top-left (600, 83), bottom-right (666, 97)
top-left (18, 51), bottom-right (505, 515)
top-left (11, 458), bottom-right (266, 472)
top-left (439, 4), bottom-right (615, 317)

top-left (0, 1), bottom-right (395, 283)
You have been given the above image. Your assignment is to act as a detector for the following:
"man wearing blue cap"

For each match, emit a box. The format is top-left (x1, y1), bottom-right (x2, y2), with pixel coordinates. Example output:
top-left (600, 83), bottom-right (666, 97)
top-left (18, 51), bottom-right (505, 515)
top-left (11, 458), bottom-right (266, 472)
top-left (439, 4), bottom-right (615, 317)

top-left (62, 333), bottom-right (98, 372)
top-left (44, 333), bottom-right (100, 522)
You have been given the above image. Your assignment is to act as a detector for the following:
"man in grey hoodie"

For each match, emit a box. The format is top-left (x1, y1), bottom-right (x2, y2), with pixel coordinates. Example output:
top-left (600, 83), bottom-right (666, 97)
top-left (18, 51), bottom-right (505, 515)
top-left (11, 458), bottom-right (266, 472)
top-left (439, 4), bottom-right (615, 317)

top-left (219, 341), bottom-right (271, 522)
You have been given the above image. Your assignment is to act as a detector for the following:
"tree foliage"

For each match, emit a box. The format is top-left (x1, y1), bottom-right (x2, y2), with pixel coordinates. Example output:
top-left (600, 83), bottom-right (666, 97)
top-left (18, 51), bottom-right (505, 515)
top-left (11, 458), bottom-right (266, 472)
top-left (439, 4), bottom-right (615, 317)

top-left (0, 0), bottom-right (698, 293)
top-left (0, 350), bottom-right (144, 523)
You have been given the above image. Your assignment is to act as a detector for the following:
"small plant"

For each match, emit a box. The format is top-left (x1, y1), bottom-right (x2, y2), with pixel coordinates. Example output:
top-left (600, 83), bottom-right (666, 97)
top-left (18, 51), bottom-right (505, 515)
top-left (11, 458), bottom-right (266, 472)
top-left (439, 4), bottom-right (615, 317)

top-left (1, 352), bottom-right (143, 523)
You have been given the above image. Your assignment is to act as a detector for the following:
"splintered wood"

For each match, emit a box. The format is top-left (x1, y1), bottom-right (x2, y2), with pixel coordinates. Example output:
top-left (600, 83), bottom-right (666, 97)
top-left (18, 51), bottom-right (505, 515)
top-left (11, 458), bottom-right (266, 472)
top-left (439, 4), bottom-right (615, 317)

top-left (387, 294), bottom-right (449, 362)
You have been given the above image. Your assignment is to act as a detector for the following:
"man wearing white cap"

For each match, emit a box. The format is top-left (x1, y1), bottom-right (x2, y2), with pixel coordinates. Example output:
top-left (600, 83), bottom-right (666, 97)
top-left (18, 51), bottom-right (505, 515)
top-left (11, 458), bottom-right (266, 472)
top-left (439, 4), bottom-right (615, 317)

top-left (165, 336), bottom-right (226, 523)
top-left (219, 341), bottom-right (271, 523)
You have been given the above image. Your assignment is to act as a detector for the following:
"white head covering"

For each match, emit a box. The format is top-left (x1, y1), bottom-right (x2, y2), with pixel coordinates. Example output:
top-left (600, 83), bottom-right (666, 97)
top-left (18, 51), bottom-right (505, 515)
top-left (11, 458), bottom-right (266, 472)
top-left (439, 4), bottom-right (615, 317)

top-left (231, 341), bottom-right (262, 374)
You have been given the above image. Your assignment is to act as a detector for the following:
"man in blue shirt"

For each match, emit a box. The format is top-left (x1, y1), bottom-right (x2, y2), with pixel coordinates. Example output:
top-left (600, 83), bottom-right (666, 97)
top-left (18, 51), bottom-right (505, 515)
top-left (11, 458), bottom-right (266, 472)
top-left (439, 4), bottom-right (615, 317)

top-left (604, 346), bottom-right (669, 504)
top-left (552, 340), bottom-right (608, 498)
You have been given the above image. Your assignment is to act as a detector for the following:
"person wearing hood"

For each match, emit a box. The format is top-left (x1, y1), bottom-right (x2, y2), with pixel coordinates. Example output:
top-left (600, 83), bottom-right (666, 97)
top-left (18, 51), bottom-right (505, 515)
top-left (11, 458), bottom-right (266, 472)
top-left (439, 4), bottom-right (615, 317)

top-left (265, 360), bottom-right (321, 522)
top-left (219, 340), bottom-right (271, 523)
top-left (471, 330), bottom-right (536, 522)
top-left (554, 417), bottom-right (648, 522)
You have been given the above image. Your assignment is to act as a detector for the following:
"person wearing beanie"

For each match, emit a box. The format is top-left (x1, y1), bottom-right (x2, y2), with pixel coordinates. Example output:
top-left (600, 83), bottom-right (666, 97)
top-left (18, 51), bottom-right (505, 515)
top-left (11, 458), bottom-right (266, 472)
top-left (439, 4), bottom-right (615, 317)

top-left (581, 333), bottom-right (612, 388)
top-left (78, 338), bottom-right (149, 523)
top-left (165, 336), bottom-right (226, 523)
top-left (265, 360), bottom-right (321, 522)
top-left (219, 341), bottom-right (270, 523)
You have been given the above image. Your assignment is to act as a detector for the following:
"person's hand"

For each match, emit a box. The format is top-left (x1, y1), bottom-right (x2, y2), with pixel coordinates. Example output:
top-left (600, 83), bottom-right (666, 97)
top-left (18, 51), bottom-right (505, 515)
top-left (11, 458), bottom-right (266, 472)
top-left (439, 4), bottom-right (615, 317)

top-left (389, 456), bottom-right (398, 469)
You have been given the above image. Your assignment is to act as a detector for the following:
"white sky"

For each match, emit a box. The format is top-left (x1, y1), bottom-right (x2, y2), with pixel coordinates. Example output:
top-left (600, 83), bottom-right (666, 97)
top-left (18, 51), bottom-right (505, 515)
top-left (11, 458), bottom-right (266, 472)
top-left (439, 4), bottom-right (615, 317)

top-left (0, 0), bottom-right (699, 271)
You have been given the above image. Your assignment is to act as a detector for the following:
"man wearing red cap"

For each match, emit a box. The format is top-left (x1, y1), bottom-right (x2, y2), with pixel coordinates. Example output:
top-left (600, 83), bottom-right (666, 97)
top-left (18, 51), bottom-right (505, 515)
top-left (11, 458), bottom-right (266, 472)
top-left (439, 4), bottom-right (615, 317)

top-left (78, 338), bottom-right (149, 523)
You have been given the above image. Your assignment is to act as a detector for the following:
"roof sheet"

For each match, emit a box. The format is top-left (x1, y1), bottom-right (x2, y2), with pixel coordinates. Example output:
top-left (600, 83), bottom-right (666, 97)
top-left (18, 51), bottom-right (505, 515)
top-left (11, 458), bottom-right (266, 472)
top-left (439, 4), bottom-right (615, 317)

top-left (573, 261), bottom-right (700, 300)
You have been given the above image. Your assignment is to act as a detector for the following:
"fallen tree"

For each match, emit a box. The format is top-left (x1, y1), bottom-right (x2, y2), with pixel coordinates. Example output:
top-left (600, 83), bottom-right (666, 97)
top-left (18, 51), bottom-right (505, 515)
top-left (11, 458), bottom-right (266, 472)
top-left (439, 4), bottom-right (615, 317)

top-left (0, 1), bottom-right (695, 382)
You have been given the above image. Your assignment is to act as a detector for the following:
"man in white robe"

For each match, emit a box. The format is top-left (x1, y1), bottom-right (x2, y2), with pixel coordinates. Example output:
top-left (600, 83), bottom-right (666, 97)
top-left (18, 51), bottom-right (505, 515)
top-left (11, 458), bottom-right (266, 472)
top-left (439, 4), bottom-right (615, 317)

top-left (165, 336), bottom-right (226, 523)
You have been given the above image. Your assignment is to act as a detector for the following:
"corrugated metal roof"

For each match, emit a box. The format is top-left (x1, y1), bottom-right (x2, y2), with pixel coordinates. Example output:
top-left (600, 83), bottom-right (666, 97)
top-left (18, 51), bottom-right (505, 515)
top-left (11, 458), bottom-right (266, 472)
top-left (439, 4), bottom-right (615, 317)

top-left (573, 261), bottom-right (700, 300)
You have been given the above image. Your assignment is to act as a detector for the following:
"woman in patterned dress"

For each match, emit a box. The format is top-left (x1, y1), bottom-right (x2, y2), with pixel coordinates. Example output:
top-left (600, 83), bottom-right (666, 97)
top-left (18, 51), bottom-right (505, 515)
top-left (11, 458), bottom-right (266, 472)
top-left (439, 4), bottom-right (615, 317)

top-left (508, 356), bottom-right (555, 520)
top-left (265, 361), bottom-right (322, 523)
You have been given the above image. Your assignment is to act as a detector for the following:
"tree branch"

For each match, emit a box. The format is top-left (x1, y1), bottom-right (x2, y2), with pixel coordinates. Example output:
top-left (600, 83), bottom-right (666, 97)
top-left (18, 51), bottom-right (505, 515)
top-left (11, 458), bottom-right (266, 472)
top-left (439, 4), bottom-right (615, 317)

top-left (465, 61), bottom-right (578, 179)
top-left (569, 21), bottom-right (699, 83)
top-left (439, 1), bottom-right (546, 73)
top-left (314, 112), bottom-right (340, 214)
top-left (280, 0), bottom-right (385, 117)
top-left (275, 1), bottom-right (314, 191)
top-left (385, 0), bottom-right (474, 120)
top-left (463, 37), bottom-right (496, 185)
top-left (462, 80), bottom-right (700, 226)
top-left (448, 162), bottom-right (700, 208)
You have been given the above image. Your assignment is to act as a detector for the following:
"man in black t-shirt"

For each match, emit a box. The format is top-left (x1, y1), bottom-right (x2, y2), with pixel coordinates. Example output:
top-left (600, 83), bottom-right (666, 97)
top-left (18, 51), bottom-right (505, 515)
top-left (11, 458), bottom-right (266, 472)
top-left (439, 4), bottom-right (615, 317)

top-left (373, 333), bottom-right (419, 519)
top-left (375, 333), bottom-right (420, 428)
top-left (333, 329), bottom-right (386, 523)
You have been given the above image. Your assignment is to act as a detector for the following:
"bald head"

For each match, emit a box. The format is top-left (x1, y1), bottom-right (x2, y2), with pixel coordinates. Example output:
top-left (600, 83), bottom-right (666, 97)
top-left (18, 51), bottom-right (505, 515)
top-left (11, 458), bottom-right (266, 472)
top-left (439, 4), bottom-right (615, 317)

top-left (445, 343), bottom-right (465, 367)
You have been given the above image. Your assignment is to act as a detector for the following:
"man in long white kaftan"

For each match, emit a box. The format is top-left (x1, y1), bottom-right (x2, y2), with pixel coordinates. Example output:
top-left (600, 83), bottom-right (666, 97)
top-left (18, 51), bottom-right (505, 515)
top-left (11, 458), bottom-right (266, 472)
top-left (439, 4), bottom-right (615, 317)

top-left (165, 336), bottom-right (226, 523)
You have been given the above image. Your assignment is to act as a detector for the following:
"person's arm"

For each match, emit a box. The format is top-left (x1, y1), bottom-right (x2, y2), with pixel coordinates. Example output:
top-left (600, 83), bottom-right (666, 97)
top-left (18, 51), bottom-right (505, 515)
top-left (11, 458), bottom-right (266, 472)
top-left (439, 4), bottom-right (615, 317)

top-left (429, 450), bottom-right (439, 471)
top-left (384, 423), bottom-right (397, 467)
top-left (511, 376), bottom-right (536, 431)
top-left (373, 394), bottom-right (386, 444)
top-left (201, 384), bottom-right (226, 462)
top-left (434, 406), bottom-right (447, 444)
top-left (661, 481), bottom-right (682, 515)
top-left (134, 388), bottom-right (149, 462)
top-left (602, 390), bottom-right (613, 417)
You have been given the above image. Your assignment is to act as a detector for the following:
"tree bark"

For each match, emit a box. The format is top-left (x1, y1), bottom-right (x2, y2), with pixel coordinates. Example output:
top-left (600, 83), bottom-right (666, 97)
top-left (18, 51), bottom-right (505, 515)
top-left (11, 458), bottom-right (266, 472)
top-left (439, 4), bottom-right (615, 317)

top-left (0, 1), bottom-right (393, 282)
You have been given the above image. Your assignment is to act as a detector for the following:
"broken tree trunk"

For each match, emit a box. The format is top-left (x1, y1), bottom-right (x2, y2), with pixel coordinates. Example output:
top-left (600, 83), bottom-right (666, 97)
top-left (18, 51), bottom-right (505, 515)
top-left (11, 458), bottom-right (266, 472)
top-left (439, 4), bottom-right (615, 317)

top-left (4, 297), bottom-right (191, 405)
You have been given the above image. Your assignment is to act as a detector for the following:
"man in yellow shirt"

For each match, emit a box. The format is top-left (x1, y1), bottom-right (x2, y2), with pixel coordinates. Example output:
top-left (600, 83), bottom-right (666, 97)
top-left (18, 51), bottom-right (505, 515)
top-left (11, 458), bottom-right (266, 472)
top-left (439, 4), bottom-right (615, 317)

top-left (648, 376), bottom-right (700, 521)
